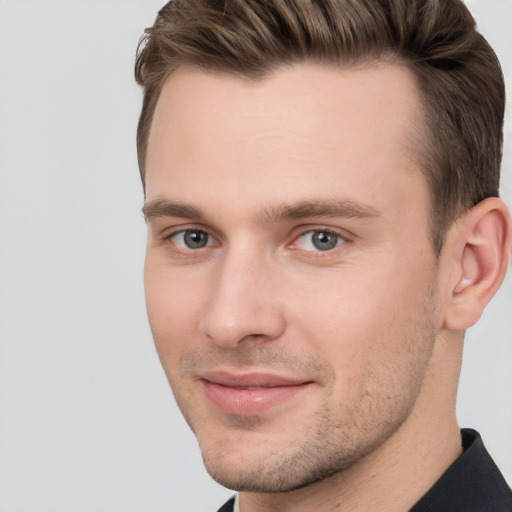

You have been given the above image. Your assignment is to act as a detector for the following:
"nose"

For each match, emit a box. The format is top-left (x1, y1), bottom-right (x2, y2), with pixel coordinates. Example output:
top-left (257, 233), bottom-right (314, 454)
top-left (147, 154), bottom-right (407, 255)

top-left (199, 250), bottom-right (286, 348)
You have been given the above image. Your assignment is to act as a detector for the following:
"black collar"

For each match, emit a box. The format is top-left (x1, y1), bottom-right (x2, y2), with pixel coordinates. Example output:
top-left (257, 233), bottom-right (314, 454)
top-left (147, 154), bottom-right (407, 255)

top-left (410, 428), bottom-right (512, 511)
top-left (216, 430), bottom-right (512, 512)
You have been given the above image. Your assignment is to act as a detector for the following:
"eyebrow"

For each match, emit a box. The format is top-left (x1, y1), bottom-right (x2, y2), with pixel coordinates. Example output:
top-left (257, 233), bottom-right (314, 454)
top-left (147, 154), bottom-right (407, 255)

top-left (142, 198), bottom-right (380, 223)
top-left (259, 199), bottom-right (381, 223)
top-left (142, 200), bottom-right (205, 221)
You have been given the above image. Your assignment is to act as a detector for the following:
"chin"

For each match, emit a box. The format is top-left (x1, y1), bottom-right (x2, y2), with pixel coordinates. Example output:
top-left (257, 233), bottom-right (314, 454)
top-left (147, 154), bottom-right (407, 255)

top-left (196, 424), bottom-right (379, 493)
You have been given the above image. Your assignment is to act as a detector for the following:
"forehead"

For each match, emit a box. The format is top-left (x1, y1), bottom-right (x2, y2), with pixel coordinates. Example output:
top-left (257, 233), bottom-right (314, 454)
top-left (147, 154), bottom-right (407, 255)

top-left (145, 62), bottom-right (427, 219)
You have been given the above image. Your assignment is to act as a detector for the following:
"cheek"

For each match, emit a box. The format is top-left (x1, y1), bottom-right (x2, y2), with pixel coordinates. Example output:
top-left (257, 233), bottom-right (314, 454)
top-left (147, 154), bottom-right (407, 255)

top-left (144, 262), bottom-right (205, 362)
top-left (288, 256), bottom-right (435, 365)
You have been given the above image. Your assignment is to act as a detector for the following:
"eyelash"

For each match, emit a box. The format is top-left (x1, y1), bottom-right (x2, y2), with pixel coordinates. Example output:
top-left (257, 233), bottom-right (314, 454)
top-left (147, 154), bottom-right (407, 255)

top-left (161, 226), bottom-right (350, 256)
top-left (163, 227), bottom-right (217, 252)
top-left (291, 229), bottom-right (347, 252)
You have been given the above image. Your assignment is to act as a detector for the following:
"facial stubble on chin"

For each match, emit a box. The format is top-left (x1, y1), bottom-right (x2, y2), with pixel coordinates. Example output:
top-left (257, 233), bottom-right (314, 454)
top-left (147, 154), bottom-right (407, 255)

top-left (163, 281), bottom-right (439, 493)
top-left (178, 356), bottom-right (431, 490)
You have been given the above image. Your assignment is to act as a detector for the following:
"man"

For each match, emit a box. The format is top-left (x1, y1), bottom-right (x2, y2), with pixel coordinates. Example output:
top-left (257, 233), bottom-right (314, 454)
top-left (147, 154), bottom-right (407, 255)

top-left (135, 0), bottom-right (512, 510)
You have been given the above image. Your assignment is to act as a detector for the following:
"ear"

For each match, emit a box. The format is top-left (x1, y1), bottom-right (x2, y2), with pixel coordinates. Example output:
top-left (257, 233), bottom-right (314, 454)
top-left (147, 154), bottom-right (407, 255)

top-left (442, 197), bottom-right (511, 332)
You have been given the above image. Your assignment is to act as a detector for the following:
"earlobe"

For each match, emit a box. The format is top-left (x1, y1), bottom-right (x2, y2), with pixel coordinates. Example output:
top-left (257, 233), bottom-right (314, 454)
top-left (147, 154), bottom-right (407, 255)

top-left (443, 197), bottom-right (511, 332)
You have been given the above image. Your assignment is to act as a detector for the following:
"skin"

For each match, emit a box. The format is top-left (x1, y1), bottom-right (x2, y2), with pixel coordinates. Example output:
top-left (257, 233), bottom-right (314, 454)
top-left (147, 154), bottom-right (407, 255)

top-left (143, 63), bottom-right (511, 511)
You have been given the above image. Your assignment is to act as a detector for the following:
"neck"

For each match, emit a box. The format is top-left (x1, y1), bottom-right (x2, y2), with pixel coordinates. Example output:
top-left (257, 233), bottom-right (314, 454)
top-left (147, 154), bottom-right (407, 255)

top-left (238, 333), bottom-right (463, 512)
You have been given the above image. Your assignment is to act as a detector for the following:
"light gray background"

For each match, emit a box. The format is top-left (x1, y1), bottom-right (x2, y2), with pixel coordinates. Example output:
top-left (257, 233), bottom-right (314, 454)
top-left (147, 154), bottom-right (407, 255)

top-left (0, 1), bottom-right (510, 511)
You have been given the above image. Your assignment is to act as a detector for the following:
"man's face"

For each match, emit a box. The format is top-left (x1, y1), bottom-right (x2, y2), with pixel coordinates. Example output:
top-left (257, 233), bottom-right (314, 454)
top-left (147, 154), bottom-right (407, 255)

top-left (144, 63), bottom-right (442, 492)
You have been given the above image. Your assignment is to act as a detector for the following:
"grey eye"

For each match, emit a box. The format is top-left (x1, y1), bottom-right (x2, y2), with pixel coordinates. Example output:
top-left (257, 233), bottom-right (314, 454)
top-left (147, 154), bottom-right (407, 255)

top-left (171, 230), bottom-right (211, 249)
top-left (295, 230), bottom-right (344, 251)
top-left (183, 230), bottom-right (209, 249)
top-left (311, 231), bottom-right (339, 251)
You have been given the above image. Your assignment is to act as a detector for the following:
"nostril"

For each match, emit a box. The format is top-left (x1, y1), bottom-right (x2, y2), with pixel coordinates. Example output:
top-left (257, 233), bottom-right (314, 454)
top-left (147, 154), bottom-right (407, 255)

top-left (199, 309), bottom-right (286, 349)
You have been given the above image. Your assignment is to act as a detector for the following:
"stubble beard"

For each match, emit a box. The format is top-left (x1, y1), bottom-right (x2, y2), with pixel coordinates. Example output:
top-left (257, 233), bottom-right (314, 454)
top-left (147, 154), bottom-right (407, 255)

top-left (168, 285), bottom-right (439, 494)
top-left (198, 375), bottom-right (429, 493)
top-left (200, 410), bottom-right (404, 493)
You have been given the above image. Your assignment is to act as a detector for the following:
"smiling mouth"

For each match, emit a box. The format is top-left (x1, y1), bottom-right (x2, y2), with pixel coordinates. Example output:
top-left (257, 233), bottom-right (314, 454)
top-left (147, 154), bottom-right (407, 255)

top-left (199, 371), bottom-right (313, 415)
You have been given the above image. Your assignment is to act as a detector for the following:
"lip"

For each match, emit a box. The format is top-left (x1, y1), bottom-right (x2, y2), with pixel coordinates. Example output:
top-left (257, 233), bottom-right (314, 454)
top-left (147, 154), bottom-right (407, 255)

top-left (199, 370), bottom-right (313, 415)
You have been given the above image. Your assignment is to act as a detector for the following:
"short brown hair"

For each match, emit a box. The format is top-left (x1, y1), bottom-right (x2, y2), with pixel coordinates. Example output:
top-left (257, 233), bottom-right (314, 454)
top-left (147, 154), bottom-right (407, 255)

top-left (135, 0), bottom-right (505, 253)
